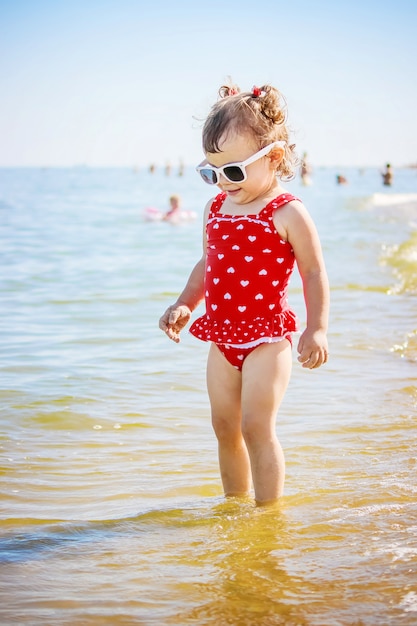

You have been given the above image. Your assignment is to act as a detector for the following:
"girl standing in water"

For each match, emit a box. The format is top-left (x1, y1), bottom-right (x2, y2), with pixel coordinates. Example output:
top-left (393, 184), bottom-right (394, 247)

top-left (159, 82), bottom-right (329, 505)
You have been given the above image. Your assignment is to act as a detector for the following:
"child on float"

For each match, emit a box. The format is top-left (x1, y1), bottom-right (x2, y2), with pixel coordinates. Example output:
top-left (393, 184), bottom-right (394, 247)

top-left (163, 194), bottom-right (181, 221)
top-left (159, 82), bottom-right (330, 505)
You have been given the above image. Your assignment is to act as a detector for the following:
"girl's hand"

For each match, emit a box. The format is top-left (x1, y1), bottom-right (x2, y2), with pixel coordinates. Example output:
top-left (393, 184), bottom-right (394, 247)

top-left (297, 329), bottom-right (328, 369)
top-left (159, 305), bottom-right (192, 343)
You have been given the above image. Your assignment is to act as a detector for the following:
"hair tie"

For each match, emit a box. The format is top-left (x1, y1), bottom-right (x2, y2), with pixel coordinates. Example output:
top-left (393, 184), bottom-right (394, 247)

top-left (252, 85), bottom-right (265, 98)
top-left (229, 87), bottom-right (238, 96)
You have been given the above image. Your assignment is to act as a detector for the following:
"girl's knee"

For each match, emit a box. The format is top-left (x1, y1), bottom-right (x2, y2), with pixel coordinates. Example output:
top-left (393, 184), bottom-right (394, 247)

top-left (241, 415), bottom-right (274, 447)
top-left (211, 413), bottom-right (241, 442)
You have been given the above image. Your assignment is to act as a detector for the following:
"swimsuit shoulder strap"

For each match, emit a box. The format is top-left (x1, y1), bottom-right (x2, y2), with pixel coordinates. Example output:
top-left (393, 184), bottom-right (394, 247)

top-left (209, 192), bottom-right (227, 215)
top-left (268, 193), bottom-right (301, 210)
top-left (257, 193), bottom-right (301, 217)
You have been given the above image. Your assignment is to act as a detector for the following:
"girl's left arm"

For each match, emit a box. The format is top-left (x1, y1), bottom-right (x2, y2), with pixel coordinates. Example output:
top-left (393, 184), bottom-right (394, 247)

top-left (284, 201), bottom-right (330, 369)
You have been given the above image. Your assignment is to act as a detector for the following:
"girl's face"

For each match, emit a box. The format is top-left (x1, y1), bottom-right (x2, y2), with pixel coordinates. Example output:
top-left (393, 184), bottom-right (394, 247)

top-left (204, 133), bottom-right (280, 204)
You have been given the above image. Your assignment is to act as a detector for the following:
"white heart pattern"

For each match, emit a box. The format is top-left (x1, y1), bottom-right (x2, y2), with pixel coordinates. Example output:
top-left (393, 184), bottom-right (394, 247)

top-left (193, 194), bottom-right (296, 346)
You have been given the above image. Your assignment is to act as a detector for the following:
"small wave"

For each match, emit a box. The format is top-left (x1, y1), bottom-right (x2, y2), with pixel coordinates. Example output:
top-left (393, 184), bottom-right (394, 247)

top-left (369, 192), bottom-right (417, 208)
top-left (328, 502), bottom-right (404, 523)
top-left (399, 591), bottom-right (417, 613)
top-left (0, 497), bottom-right (255, 563)
top-left (381, 231), bottom-right (417, 295)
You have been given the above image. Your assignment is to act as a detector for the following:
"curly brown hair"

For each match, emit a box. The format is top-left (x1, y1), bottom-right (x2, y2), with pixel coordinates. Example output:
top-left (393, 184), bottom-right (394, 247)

top-left (202, 82), bottom-right (298, 181)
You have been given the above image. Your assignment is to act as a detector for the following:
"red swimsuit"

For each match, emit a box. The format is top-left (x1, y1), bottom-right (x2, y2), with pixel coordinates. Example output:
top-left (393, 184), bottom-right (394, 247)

top-left (189, 192), bottom-right (299, 369)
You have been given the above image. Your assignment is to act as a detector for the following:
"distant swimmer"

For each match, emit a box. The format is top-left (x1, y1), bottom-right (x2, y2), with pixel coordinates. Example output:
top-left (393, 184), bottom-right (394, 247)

top-left (336, 174), bottom-right (348, 185)
top-left (382, 163), bottom-right (393, 186)
top-left (300, 152), bottom-right (312, 186)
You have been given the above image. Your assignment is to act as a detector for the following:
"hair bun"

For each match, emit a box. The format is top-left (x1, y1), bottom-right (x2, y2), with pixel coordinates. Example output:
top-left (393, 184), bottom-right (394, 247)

top-left (218, 84), bottom-right (240, 99)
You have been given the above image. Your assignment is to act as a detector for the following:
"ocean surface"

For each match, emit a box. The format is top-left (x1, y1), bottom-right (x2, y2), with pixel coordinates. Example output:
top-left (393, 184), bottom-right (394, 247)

top-left (1, 164), bottom-right (416, 625)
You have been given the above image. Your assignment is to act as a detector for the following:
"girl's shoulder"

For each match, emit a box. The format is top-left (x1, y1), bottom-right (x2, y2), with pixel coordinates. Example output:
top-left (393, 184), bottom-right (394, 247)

top-left (268, 194), bottom-right (305, 242)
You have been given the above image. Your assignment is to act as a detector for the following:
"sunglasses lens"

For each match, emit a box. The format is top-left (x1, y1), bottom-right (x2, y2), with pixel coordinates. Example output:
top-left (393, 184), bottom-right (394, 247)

top-left (223, 166), bottom-right (245, 182)
top-left (199, 169), bottom-right (217, 185)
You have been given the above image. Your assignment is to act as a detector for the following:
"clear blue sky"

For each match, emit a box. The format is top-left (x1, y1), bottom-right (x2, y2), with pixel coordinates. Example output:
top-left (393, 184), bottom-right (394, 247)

top-left (1, 0), bottom-right (416, 168)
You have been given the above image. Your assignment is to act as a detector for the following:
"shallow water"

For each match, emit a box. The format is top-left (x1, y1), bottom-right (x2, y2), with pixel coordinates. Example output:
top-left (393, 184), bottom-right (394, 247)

top-left (1, 165), bottom-right (416, 625)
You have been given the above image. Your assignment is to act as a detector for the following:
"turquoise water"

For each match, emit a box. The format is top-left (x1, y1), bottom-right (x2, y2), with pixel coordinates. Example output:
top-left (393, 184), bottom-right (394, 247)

top-left (1, 165), bottom-right (416, 625)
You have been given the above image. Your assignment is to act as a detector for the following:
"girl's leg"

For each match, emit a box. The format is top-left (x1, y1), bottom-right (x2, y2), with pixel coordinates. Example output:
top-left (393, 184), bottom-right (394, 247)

top-left (241, 340), bottom-right (292, 505)
top-left (206, 343), bottom-right (251, 497)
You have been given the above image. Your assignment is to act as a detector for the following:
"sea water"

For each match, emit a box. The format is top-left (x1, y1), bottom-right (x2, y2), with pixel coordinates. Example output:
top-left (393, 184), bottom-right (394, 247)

top-left (0, 165), bottom-right (416, 625)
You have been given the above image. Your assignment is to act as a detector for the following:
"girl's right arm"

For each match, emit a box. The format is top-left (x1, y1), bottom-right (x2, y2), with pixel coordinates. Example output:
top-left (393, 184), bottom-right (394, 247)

top-left (158, 256), bottom-right (205, 343)
top-left (159, 199), bottom-right (212, 343)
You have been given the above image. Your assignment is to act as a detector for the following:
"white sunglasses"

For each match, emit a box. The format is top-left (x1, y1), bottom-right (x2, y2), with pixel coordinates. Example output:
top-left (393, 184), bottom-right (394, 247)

top-left (196, 141), bottom-right (285, 185)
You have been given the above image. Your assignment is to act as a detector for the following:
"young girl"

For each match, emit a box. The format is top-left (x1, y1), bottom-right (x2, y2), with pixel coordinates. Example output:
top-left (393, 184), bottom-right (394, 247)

top-left (159, 82), bottom-right (329, 505)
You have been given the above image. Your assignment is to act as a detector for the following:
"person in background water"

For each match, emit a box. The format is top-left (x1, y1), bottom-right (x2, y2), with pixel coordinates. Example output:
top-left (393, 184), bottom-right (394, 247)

top-left (163, 194), bottom-right (181, 221)
top-left (382, 163), bottom-right (393, 186)
top-left (300, 151), bottom-right (312, 186)
top-left (336, 174), bottom-right (348, 185)
top-left (159, 82), bottom-right (329, 505)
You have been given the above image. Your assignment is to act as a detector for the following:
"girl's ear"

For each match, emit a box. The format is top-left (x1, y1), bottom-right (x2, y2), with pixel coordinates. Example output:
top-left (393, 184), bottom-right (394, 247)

top-left (268, 146), bottom-right (285, 168)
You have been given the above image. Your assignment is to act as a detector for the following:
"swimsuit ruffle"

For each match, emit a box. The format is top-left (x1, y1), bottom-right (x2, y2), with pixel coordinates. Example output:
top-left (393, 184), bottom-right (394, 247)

top-left (189, 308), bottom-right (298, 344)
